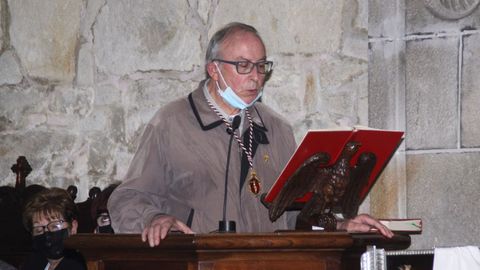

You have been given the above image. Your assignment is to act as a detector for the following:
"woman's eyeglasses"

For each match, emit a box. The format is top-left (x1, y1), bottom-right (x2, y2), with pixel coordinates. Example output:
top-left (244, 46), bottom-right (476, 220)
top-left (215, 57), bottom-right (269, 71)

top-left (32, 220), bottom-right (66, 236)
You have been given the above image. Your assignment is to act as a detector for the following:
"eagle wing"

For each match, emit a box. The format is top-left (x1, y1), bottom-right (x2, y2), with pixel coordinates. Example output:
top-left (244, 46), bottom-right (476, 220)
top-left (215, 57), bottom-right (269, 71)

top-left (341, 151), bottom-right (376, 219)
top-left (268, 152), bottom-right (330, 222)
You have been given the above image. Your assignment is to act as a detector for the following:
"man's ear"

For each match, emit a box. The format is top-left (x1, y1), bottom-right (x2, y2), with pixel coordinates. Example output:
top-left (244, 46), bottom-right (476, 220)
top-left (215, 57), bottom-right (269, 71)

top-left (206, 62), bottom-right (219, 81)
top-left (70, 219), bottom-right (78, 235)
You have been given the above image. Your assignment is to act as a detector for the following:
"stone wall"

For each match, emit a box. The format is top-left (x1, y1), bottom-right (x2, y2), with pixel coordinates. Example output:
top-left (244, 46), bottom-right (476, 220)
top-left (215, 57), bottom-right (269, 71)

top-left (369, 0), bottom-right (480, 249)
top-left (1, 0), bottom-right (478, 251)
top-left (0, 1), bottom-right (368, 206)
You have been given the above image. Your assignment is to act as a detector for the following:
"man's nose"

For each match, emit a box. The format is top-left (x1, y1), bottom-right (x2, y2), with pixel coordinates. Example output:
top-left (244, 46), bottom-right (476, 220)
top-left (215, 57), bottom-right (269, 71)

top-left (249, 65), bottom-right (261, 82)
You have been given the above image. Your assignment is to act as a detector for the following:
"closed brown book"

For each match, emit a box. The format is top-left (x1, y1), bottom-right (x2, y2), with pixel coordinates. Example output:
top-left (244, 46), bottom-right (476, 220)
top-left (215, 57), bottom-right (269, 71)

top-left (378, 218), bottom-right (423, 234)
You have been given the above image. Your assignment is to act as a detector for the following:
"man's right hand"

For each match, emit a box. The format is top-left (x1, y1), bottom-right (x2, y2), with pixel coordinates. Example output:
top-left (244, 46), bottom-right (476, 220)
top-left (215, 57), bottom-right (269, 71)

top-left (141, 215), bottom-right (194, 247)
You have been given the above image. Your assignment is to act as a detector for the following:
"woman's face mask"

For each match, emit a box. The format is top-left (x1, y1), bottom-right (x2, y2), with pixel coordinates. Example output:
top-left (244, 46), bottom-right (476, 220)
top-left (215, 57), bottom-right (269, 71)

top-left (32, 228), bottom-right (69, 260)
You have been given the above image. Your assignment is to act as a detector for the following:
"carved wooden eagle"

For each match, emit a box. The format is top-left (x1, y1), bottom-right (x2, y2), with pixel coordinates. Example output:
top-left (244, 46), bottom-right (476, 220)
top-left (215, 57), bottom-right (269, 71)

top-left (268, 141), bottom-right (373, 230)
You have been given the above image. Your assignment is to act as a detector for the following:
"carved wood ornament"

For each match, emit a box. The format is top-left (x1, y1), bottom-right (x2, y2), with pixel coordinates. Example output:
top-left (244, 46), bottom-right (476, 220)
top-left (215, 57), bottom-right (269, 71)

top-left (266, 142), bottom-right (376, 231)
top-left (10, 156), bottom-right (32, 191)
top-left (425, 0), bottom-right (480, 20)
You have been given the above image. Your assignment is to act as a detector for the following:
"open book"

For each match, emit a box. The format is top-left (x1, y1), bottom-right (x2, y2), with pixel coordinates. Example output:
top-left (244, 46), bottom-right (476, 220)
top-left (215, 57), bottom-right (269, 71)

top-left (262, 126), bottom-right (405, 206)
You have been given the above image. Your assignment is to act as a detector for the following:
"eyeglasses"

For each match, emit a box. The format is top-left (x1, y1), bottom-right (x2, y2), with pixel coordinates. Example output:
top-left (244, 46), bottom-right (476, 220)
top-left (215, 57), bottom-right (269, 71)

top-left (213, 59), bottom-right (273, 74)
top-left (32, 220), bottom-right (66, 236)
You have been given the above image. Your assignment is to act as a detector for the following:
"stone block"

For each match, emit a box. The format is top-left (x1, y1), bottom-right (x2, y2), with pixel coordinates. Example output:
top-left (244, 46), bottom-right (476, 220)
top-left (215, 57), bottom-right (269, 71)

top-left (342, 30), bottom-right (368, 62)
top-left (320, 57), bottom-right (365, 125)
top-left (45, 113), bottom-right (78, 128)
top-left (93, 0), bottom-right (202, 75)
top-left (0, 131), bottom-right (76, 187)
top-left (87, 133), bottom-right (116, 176)
top-left (111, 145), bottom-right (132, 182)
top-left (407, 152), bottom-right (480, 249)
top-left (0, 85), bottom-right (49, 131)
top-left (405, 37), bottom-right (458, 150)
top-left (368, 0), bottom-right (405, 38)
top-left (406, 0), bottom-right (480, 34)
top-left (357, 75), bottom-right (369, 126)
top-left (461, 34), bottom-right (480, 147)
top-left (0, 0), bottom-right (5, 50)
top-left (47, 86), bottom-right (93, 117)
top-left (76, 104), bottom-right (125, 145)
top-left (94, 84), bottom-right (122, 106)
top-left (263, 55), bottom-right (306, 125)
top-left (368, 40), bottom-right (406, 130)
top-left (77, 106), bottom-right (109, 133)
top-left (211, 0), bottom-right (344, 55)
top-left (370, 154), bottom-right (407, 218)
top-left (354, 0), bottom-right (368, 30)
top-left (0, 50), bottom-right (22, 85)
top-left (76, 44), bottom-right (95, 87)
top-left (108, 106), bottom-right (126, 144)
top-left (325, 73), bottom-right (368, 127)
top-left (80, 0), bottom-right (105, 41)
top-left (9, 0), bottom-right (82, 82)
top-left (123, 78), bottom-right (198, 147)
top-left (340, 0), bottom-right (368, 60)
top-left (265, 52), bottom-right (367, 137)
top-left (319, 55), bottom-right (367, 89)
top-left (196, 0), bottom-right (211, 25)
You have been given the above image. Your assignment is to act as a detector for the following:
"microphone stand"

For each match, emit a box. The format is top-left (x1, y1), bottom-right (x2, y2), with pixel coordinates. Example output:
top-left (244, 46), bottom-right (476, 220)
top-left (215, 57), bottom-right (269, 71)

top-left (219, 116), bottom-right (241, 233)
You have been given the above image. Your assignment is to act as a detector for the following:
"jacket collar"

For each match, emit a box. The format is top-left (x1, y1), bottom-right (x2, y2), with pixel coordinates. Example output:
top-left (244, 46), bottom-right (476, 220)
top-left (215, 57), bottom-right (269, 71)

top-left (188, 80), bottom-right (268, 133)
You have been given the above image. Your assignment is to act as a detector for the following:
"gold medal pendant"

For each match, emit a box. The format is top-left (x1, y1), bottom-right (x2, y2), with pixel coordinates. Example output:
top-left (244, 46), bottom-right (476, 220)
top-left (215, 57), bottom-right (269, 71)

top-left (248, 169), bottom-right (261, 195)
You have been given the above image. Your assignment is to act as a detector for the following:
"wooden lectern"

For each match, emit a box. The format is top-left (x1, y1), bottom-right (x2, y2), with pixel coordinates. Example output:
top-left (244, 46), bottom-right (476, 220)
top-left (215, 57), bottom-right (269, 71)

top-left (65, 232), bottom-right (410, 270)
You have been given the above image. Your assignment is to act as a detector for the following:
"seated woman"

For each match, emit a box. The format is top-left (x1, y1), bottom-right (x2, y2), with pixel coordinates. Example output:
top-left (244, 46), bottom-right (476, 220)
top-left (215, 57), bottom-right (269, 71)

top-left (21, 187), bottom-right (86, 270)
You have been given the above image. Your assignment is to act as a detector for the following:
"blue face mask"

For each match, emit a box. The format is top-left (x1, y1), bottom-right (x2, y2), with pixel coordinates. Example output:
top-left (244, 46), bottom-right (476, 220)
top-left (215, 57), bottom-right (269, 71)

top-left (214, 63), bottom-right (262, 110)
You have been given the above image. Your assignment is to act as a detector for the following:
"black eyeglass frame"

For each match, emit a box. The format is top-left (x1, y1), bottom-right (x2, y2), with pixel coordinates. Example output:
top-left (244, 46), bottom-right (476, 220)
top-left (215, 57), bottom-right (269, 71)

top-left (31, 219), bottom-right (66, 236)
top-left (213, 59), bottom-right (273, 74)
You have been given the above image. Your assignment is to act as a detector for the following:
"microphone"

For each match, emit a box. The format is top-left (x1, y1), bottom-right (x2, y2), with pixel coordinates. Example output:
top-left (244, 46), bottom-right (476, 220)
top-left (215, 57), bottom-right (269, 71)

top-left (227, 115), bottom-right (241, 134)
top-left (219, 115), bottom-right (241, 233)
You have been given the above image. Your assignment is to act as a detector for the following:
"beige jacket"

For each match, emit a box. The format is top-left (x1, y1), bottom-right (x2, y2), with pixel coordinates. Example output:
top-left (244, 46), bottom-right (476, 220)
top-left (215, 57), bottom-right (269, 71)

top-left (108, 81), bottom-right (297, 233)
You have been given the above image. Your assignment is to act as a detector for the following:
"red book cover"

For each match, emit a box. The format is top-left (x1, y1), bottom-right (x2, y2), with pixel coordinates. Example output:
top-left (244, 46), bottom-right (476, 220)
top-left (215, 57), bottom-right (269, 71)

top-left (263, 127), bottom-right (404, 205)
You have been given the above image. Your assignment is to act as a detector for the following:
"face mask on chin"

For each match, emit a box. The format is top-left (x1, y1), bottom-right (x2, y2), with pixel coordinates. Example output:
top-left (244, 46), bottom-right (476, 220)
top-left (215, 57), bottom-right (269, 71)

top-left (32, 228), bottom-right (69, 260)
top-left (214, 62), bottom-right (263, 110)
top-left (98, 225), bottom-right (114, 234)
top-left (96, 211), bottom-right (115, 234)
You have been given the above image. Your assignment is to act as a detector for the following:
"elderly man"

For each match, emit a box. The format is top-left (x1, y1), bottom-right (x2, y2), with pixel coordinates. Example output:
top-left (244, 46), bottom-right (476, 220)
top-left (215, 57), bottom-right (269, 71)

top-left (108, 22), bottom-right (393, 247)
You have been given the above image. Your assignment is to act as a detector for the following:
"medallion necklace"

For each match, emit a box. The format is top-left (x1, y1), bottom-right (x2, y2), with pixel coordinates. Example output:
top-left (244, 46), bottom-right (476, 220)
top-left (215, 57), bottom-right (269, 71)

top-left (206, 99), bottom-right (261, 195)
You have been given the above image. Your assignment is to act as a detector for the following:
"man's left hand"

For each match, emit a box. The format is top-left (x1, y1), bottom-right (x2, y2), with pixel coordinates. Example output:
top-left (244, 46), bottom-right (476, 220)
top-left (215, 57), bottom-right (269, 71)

top-left (337, 213), bottom-right (394, 238)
